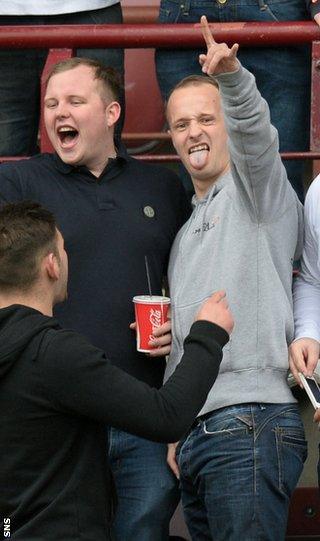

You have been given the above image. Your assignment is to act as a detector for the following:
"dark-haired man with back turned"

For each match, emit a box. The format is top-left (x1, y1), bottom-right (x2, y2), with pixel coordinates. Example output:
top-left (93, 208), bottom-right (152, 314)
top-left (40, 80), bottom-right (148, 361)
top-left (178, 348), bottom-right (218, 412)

top-left (0, 200), bottom-right (233, 540)
top-left (0, 57), bottom-right (190, 541)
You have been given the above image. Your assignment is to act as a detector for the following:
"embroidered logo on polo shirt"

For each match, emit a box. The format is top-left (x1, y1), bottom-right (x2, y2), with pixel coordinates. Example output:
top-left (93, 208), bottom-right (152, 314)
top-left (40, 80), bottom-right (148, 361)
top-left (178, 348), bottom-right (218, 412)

top-left (143, 206), bottom-right (155, 218)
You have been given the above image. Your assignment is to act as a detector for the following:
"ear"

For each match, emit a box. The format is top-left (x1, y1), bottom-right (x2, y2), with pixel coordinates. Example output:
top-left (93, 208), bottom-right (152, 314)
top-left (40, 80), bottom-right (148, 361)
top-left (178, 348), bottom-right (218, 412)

top-left (106, 101), bottom-right (121, 128)
top-left (44, 252), bottom-right (60, 281)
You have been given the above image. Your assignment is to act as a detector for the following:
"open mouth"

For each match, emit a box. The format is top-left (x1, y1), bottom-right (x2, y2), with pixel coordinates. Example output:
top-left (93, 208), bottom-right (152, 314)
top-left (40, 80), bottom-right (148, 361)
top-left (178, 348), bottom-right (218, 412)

top-left (189, 143), bottom-right (209, 155)
top-left (188, 143), bottom-right (209, 168)
top-left (57, 126), bottom-right (79, 146)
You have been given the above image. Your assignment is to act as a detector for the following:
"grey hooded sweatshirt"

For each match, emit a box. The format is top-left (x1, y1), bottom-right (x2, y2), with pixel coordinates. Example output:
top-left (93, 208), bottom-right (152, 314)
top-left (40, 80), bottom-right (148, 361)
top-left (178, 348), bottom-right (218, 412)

top-left (165, 65), bottom-right (303, 415)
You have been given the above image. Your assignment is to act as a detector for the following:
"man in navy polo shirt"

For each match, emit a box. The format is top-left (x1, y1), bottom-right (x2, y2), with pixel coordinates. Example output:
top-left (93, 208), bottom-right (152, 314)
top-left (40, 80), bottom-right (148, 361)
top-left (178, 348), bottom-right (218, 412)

top-left (0, 57), bottom-right (190, 541)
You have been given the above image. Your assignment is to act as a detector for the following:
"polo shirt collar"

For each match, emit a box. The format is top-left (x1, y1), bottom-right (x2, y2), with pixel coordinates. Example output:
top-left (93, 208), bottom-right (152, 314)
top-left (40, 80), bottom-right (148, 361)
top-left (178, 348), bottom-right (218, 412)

top-left (52, 144), bottom-right (129, 176)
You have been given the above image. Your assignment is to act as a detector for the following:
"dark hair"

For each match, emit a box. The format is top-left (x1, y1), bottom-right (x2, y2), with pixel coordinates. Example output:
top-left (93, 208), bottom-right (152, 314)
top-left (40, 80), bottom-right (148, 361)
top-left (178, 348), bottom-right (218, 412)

top-left (46, 57), bottom-right (122, 102)
top-left (0, 201), bottom-right (58, 292)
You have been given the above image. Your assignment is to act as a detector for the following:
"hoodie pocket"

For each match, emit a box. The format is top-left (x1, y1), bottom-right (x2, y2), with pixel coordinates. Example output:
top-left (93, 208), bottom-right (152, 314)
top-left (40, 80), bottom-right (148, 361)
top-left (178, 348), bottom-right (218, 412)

top-left (174, 294), bottom-right (231, 362)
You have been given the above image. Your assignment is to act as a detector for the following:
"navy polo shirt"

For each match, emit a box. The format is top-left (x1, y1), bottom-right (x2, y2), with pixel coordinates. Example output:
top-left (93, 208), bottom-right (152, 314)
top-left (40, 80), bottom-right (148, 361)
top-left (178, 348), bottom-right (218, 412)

top-left (0, 151), bottom-right (190, 387)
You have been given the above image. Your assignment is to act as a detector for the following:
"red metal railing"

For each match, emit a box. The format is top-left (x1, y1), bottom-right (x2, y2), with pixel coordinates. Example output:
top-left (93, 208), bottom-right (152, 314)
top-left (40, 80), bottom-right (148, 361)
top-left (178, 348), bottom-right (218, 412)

top-left (0, 21), bottom-right (319, 162)
top-left (0, 21), bottom-right (319, 48)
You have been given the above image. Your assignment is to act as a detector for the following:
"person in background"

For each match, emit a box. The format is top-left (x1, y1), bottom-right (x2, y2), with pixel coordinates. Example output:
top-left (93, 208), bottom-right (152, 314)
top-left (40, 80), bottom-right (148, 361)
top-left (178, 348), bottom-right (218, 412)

top-left (164, 16), bottom-right (306, 540)
top-left (0, 56), bottom-right (190, 541)
top-left (156, 0), bottom-right (320, 202)
top-left (0, 1), bottom-right (124, 155)
top-left (289, 172), bottom-right (320, 485)
top-left (0, 200), bottom-right (233, 541)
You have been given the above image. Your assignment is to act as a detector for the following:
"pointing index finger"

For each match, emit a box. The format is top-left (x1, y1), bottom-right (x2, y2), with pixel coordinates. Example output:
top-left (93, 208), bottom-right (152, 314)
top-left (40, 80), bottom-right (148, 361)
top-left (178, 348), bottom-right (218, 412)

top-left (200, 15), bottom-right (215, 49)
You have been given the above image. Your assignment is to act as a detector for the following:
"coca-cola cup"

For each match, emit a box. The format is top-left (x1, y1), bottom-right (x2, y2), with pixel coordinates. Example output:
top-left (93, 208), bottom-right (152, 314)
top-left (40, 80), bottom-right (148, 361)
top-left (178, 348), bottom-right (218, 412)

top-left (133, 295), bottom-right (170, 353)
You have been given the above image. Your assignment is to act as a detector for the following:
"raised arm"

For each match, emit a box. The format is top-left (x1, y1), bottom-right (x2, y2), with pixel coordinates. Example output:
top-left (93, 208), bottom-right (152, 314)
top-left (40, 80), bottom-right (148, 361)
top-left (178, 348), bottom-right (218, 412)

top-left (198, 17), bottom-right (300, 224)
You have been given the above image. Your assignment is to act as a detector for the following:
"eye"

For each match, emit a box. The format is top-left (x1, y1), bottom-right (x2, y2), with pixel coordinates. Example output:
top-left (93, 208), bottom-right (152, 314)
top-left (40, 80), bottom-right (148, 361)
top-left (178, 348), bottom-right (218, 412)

top-left (201, 117), bottom-right (214, 125)
top-left (70, 99), bottom-right (84, 106)
top-left (175, 122), bottom-right (187, 131)
top-left (45, 100), bottom-right (57, 109)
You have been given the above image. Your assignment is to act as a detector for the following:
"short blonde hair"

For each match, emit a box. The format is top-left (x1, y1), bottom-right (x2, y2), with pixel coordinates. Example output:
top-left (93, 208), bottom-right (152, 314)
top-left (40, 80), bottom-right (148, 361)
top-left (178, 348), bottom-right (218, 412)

top-left (46, 57), bottom-right (122, 103)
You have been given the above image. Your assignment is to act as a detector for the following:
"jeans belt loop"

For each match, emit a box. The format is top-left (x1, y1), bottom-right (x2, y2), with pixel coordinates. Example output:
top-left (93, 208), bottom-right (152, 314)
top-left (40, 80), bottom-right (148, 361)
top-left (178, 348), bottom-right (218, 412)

top-left (198, 410), bottom-right (214, 424)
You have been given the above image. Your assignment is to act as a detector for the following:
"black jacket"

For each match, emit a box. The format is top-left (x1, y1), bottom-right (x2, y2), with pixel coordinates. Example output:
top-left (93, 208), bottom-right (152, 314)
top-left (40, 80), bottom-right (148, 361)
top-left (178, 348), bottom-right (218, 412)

top-left (0, 305), bottom-right (228, 540)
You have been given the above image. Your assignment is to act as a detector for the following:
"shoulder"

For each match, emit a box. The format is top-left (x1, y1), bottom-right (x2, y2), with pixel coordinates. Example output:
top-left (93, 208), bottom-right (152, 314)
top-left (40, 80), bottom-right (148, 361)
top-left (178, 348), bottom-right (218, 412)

top-left (305, 175), bottom-right (320, 229)
top-left (42, 326), bottom-right (92, 355)
top-left (306, 174), bottom-right (320, 199)
top-left (41, 327), bottom-right (106, 373)
top-left (305, 175), bottom-right (320, 211)
top-left (0, 153), bottom-right (54, 176)
top-left (126, 157), bottom-right (181, 186)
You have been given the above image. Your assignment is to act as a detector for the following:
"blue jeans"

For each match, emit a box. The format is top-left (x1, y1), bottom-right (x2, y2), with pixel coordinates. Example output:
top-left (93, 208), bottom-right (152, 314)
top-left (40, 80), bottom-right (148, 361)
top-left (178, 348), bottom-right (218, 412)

top-left (155, 0), bottom-right (310, 202)
top-left (108, 427), bottom-right (180, 541)
top-left (0, 4), bottom-right (124, 156)
top-left (176, 403), bottom-right (307, 541)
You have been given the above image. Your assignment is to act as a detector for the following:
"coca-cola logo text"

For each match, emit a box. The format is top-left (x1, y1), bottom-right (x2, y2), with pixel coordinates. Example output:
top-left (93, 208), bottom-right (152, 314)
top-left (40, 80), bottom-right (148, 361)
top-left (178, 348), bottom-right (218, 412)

top-left (149, 308), bottom-right (162, 340)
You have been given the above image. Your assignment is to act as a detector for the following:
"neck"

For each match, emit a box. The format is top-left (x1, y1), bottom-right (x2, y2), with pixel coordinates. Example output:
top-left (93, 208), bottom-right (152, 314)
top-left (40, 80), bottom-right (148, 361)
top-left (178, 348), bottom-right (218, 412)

top-left (0, 289), bottom-right (54, 317)
top-left (89, 145), bottom-right (117, 178)
top-left (193, 162), bottom-right (230, 200)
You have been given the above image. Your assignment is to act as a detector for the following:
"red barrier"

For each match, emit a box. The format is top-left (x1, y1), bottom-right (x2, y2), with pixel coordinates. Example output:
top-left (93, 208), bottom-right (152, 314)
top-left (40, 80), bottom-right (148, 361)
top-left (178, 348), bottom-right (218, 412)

top-left (0, 21), bottom-right (319, 48)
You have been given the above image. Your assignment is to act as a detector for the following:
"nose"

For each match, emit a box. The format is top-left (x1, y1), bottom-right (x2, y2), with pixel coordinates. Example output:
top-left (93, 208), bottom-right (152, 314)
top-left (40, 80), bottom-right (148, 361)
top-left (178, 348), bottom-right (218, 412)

top-left (55, 102), bottom-right (70, 119)
top-left (188, 119), bottom-right (202, 139)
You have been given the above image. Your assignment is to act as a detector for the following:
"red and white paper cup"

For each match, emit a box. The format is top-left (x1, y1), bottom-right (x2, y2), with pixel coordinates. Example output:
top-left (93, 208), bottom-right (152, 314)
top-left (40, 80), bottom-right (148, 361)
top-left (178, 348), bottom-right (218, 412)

top-left (133, 295), bottom-right (170, 353)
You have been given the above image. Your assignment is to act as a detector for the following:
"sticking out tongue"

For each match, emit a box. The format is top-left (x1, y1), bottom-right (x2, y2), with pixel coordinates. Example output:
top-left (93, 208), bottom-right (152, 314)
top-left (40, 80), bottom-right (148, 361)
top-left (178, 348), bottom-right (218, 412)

top-left (189, 149), bottom-right (208, 169)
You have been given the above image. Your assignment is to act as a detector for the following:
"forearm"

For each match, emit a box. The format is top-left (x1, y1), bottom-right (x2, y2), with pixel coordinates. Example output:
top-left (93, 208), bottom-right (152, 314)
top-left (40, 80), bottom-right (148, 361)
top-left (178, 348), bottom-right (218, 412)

top-left (214, 65), bottom-right (294, 221)
top-left (104, 321), bottom-right (228, 442)
top-left (294, 276), bottom-right (320, 341)
top-left (45, 321), bottom-right (228, 443)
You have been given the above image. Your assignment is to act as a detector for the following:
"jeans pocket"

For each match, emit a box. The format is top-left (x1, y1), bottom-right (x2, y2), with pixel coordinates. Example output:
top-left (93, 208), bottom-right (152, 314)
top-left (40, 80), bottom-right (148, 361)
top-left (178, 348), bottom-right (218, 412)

top-left (86, 5), bottom-right (122, 25)
top-left (158, 2), bottom-right (181, 24)
top-left (202, 412), bottom-right (252, 437)
top-left (275, 423), bottom-right (307, 496)
top-left (263, 0), bottom-right (309, 22)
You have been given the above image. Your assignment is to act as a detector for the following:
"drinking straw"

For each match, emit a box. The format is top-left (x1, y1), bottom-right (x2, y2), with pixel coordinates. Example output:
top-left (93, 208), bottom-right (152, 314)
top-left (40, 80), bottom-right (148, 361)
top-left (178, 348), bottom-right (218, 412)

top-left (144, 255), bottom-right (153, 298)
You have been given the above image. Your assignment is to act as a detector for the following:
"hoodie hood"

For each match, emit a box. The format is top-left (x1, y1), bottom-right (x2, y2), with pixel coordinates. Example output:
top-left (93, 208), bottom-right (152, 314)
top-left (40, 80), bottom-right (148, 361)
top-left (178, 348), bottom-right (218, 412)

top-left (0, 305), bottom-right (60, 378)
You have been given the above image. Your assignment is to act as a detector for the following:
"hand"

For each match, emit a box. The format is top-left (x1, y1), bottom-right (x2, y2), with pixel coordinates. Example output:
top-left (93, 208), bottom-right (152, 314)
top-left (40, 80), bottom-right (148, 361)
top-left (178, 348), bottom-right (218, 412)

top-left (195, 290), bottom-right (234, 335)
top-left (129, 318), bottom-right (172, 357)
top-left (199, 15), bottom-right (239, 76)
top-left (314, 13), bottom-right (320, 27)
top-left (148, 318), bottom-right (172, 357)
top-left (167, 442), bottom-right (180, 479)
top-left (289, 338), bottom-right (320, 385)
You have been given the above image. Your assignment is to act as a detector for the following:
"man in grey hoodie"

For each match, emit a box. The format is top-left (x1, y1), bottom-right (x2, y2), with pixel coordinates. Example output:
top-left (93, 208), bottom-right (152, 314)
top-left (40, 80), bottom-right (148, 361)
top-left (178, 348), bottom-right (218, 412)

top-left (164, 16), bottom-right (307, 541)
